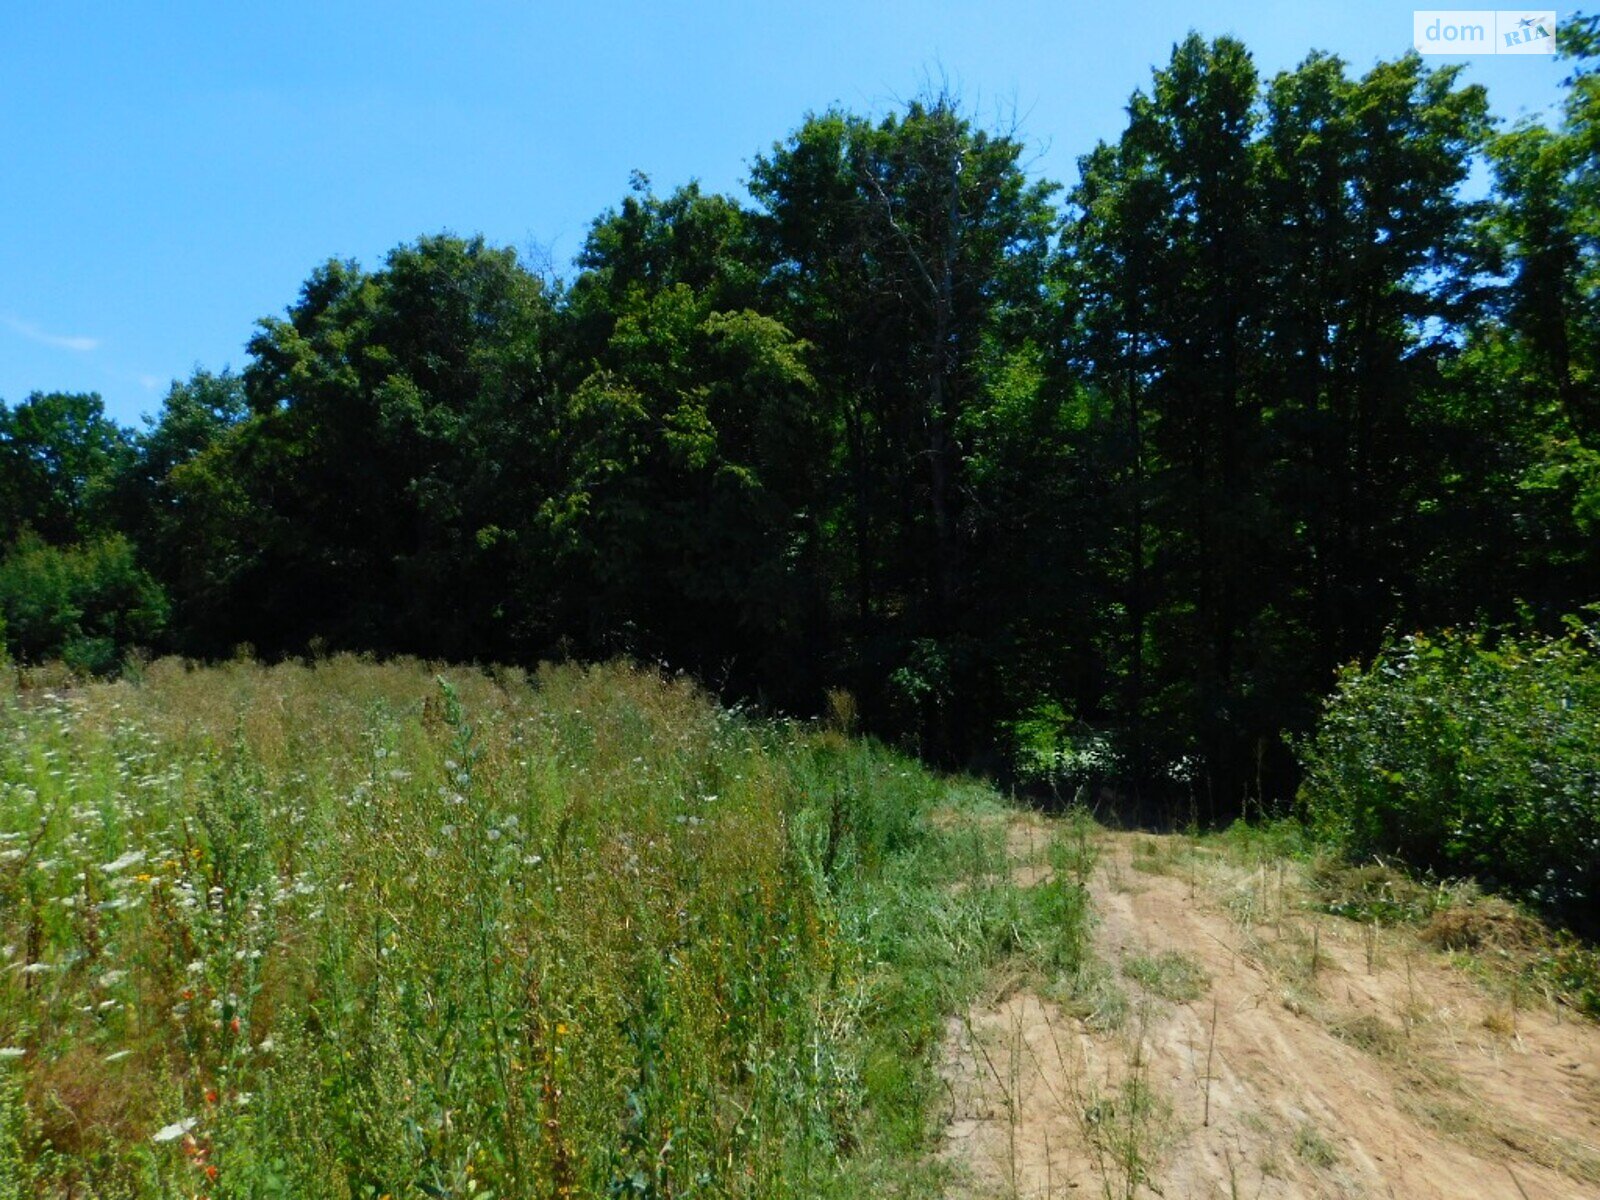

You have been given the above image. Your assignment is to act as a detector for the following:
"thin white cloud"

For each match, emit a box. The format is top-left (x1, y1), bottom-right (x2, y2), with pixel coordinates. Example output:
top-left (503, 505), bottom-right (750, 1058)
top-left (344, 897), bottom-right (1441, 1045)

top-left (1, 315), bottom-right (98, 353)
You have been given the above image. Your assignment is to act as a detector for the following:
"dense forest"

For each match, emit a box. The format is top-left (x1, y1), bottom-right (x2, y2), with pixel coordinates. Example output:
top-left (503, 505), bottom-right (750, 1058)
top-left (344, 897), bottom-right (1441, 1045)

top-left (4, 21), bottom-right (1599, 813)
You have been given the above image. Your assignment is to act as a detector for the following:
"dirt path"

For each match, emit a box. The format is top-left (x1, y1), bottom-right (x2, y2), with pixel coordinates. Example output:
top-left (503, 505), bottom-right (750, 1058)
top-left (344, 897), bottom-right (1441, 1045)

top-left (940, 820), bottom-right (1600, 1199)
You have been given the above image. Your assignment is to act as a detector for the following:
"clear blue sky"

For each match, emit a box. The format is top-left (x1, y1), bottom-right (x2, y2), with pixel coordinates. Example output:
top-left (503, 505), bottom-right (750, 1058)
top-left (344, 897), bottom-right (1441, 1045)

top-left (1, 2), bottom-right (1572, 426)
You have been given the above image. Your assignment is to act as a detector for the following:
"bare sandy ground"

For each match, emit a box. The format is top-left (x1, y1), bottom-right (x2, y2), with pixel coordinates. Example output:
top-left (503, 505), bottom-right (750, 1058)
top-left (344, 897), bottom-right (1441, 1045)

top-left (940, 818), bottom-right (1600, 1199)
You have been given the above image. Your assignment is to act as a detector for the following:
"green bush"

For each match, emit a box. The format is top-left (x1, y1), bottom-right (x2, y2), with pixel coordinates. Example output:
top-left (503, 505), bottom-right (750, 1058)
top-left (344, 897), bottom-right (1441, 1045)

top-left (0, 532), bottom-right (167, 672)
top-left (1005, 699), bottom-right (1121, 802)
top-left (1298, 624), bottom-right (1600, 926)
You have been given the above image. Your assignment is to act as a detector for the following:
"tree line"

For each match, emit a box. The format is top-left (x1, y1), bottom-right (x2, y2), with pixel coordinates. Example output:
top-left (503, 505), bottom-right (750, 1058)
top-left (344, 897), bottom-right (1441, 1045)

top-left (4, 22), bottom-right (1597, 810)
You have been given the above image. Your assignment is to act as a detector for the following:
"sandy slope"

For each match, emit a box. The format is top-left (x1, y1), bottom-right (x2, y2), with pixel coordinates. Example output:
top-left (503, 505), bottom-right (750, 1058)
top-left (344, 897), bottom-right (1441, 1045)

top-left (940, 819), bottom-right (1600, 1199)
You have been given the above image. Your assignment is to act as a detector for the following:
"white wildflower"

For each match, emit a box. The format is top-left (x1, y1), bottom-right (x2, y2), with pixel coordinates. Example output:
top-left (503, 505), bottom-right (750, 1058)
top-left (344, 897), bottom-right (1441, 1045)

top-left (101, 849), bottom-right (146, 874)
top-left (151, 1117), bottom-right (197, 1143)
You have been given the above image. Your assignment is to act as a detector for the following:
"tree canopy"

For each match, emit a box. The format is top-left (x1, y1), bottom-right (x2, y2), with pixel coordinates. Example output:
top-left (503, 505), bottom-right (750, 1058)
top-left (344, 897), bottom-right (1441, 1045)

top-left (6, 23), bottom-right (1599, 813)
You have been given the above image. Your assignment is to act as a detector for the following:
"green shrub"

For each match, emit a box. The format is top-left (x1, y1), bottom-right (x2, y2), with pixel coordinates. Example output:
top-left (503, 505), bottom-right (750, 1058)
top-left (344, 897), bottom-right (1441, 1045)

top-left (1005, 699), bottom-right (1121, 802)
top-left (1298, 624), bottom-right (1600, 926)
top-left (0, 532), bottom-right (167, 671)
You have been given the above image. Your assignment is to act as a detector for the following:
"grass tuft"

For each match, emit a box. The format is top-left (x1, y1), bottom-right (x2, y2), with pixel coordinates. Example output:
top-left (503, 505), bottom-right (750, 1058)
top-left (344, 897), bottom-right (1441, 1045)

top-left (1122, 951), bottom-right (1210, 1004)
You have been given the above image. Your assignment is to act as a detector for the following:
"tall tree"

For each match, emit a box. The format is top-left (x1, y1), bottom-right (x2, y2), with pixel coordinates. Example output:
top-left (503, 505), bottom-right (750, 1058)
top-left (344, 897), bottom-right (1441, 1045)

top-left (1068, 35), bottom-right (1268, 802)
top-left (1454, 14), bottom-right (1600, 620)
top-left (1067, 41), bottom-right (1489, 804)
top-left (1259, 51), bottom-right (1489, 677)
top-left (546, 284), bottom-right (825, 693)
top-left (750, 95), bottom-right (1058, 755)
top-left (1062, 133), bottom-right (1174, 783)
top-left (180, 236), bottom-right (557, 657)
top-left (0, 391), bottom-right (130, 545)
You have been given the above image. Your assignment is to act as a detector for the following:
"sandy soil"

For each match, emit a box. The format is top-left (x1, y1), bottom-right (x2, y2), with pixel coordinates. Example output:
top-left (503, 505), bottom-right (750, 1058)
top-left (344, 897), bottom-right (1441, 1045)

top-left (940, 821), bottom-right (1600, 1199)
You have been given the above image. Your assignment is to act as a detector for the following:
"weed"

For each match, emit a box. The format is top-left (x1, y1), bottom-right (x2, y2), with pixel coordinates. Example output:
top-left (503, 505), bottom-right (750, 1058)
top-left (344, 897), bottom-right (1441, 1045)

top-left (1059, 960), bottom-right (1130, 1034)
top-left (1331, 1014), bottom-right (1406, 1059)
top-left (0, 657), bottom-right (1037, 1197)
top-left (1292, 1122), bottom-right (1339, 1168)
top-left (1314, 861), bottom-right (1453, 926)
top-left (1123, 951), bottom-right (1210, 1004)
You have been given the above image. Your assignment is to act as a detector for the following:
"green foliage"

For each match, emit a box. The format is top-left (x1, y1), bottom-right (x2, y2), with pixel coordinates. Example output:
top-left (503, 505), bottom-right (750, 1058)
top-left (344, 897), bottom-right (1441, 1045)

top-left (1299, 624), bottom-right (1600, 924)
top-left (1006, 700), bottom-right (1121, 801)
top-left (0, 657), bottom-right (1073, 1197)
top-left (1122, 951), bottom-right (1210, 1003)
top-left (109, 371), bottom-right (247, 542)
top-left (0, 1062), bottom-right (33, 1200)
top-left (0, 392), bottom-right (130, 545)
top-left (217, 236), bottom-right (557, 659)
top-left (0, 533), bottom-right (167, 672)
top-left (749, 93), bottom-right (1059, 757)
top-left (1544, 937), bottom-right (1600, 1017)
top-left (1311, 862), bottom-right (1455, 926)
top-left (7, 19), bottom-right (1600, 820)
top-left (1064, 39), bottom-right (1493, 800)
top-left (548, 281), bottom-right (826, 679)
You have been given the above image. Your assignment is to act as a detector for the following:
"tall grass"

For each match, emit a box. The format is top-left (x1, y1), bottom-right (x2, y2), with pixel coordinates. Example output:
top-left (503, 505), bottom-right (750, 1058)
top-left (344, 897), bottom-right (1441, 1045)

top-left (0, 657), bottom-right (1050, 1197)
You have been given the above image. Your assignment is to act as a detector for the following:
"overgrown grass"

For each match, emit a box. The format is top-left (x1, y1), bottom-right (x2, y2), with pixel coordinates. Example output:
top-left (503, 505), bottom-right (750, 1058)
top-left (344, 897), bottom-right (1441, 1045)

top-left (0, 657), bottom-right (1050, 1198)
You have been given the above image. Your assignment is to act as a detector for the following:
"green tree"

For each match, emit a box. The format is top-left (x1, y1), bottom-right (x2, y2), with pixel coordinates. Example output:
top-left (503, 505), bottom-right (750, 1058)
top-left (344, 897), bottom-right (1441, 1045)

top-left (750, 94), bottom-right (1058, 755)
top-left (210, 235), bottom-right (558, 657)
top-left (1066, 35), bottom-right (1269, 800)
top-left (1439, 16), bottom-right (1600, 628)
top-left (108, 369), bottom-right (247, 563)
top-left (546, 278), bottom-right (826, 694)
top-left (1065, 40), bottom-right (1490, 804)
top-left (1259, 51), bottom-right (1489, 703)
top-left (1061, 133), bottom-right (1172, 783)
top-left (567, 176), bottom-right (763, 358)
top-left (0, 391), bottom-right (130, 544)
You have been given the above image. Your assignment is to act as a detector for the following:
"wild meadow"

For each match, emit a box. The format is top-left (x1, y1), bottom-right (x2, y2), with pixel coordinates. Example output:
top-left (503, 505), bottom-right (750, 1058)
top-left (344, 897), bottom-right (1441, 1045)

top-left (0, 658), bottom-right (1081, 1198)
top-left (4, 14), bottom-right (1599, 1196)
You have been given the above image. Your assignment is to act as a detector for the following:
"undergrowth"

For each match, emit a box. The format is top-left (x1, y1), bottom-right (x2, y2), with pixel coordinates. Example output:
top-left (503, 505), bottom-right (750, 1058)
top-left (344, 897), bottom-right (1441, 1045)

top-left (0, 657), bottom-right (1056, 1198)
top-left (1298, 624), bottom-right (1600, 929)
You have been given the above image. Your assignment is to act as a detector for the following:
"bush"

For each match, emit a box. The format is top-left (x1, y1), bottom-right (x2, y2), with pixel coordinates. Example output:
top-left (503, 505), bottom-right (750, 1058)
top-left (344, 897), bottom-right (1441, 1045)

top-left (0, 532), bottom-right (167, 672)
top-left (1006, 699), bottom-right (1121, 802)
top-left (1298, 624), bottom-right (1600, 927)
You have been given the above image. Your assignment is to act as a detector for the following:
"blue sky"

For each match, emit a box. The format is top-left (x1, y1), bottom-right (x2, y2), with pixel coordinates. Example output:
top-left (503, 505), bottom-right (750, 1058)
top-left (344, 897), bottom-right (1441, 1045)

top-left (1, 2), bottom-right (1572, 426)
